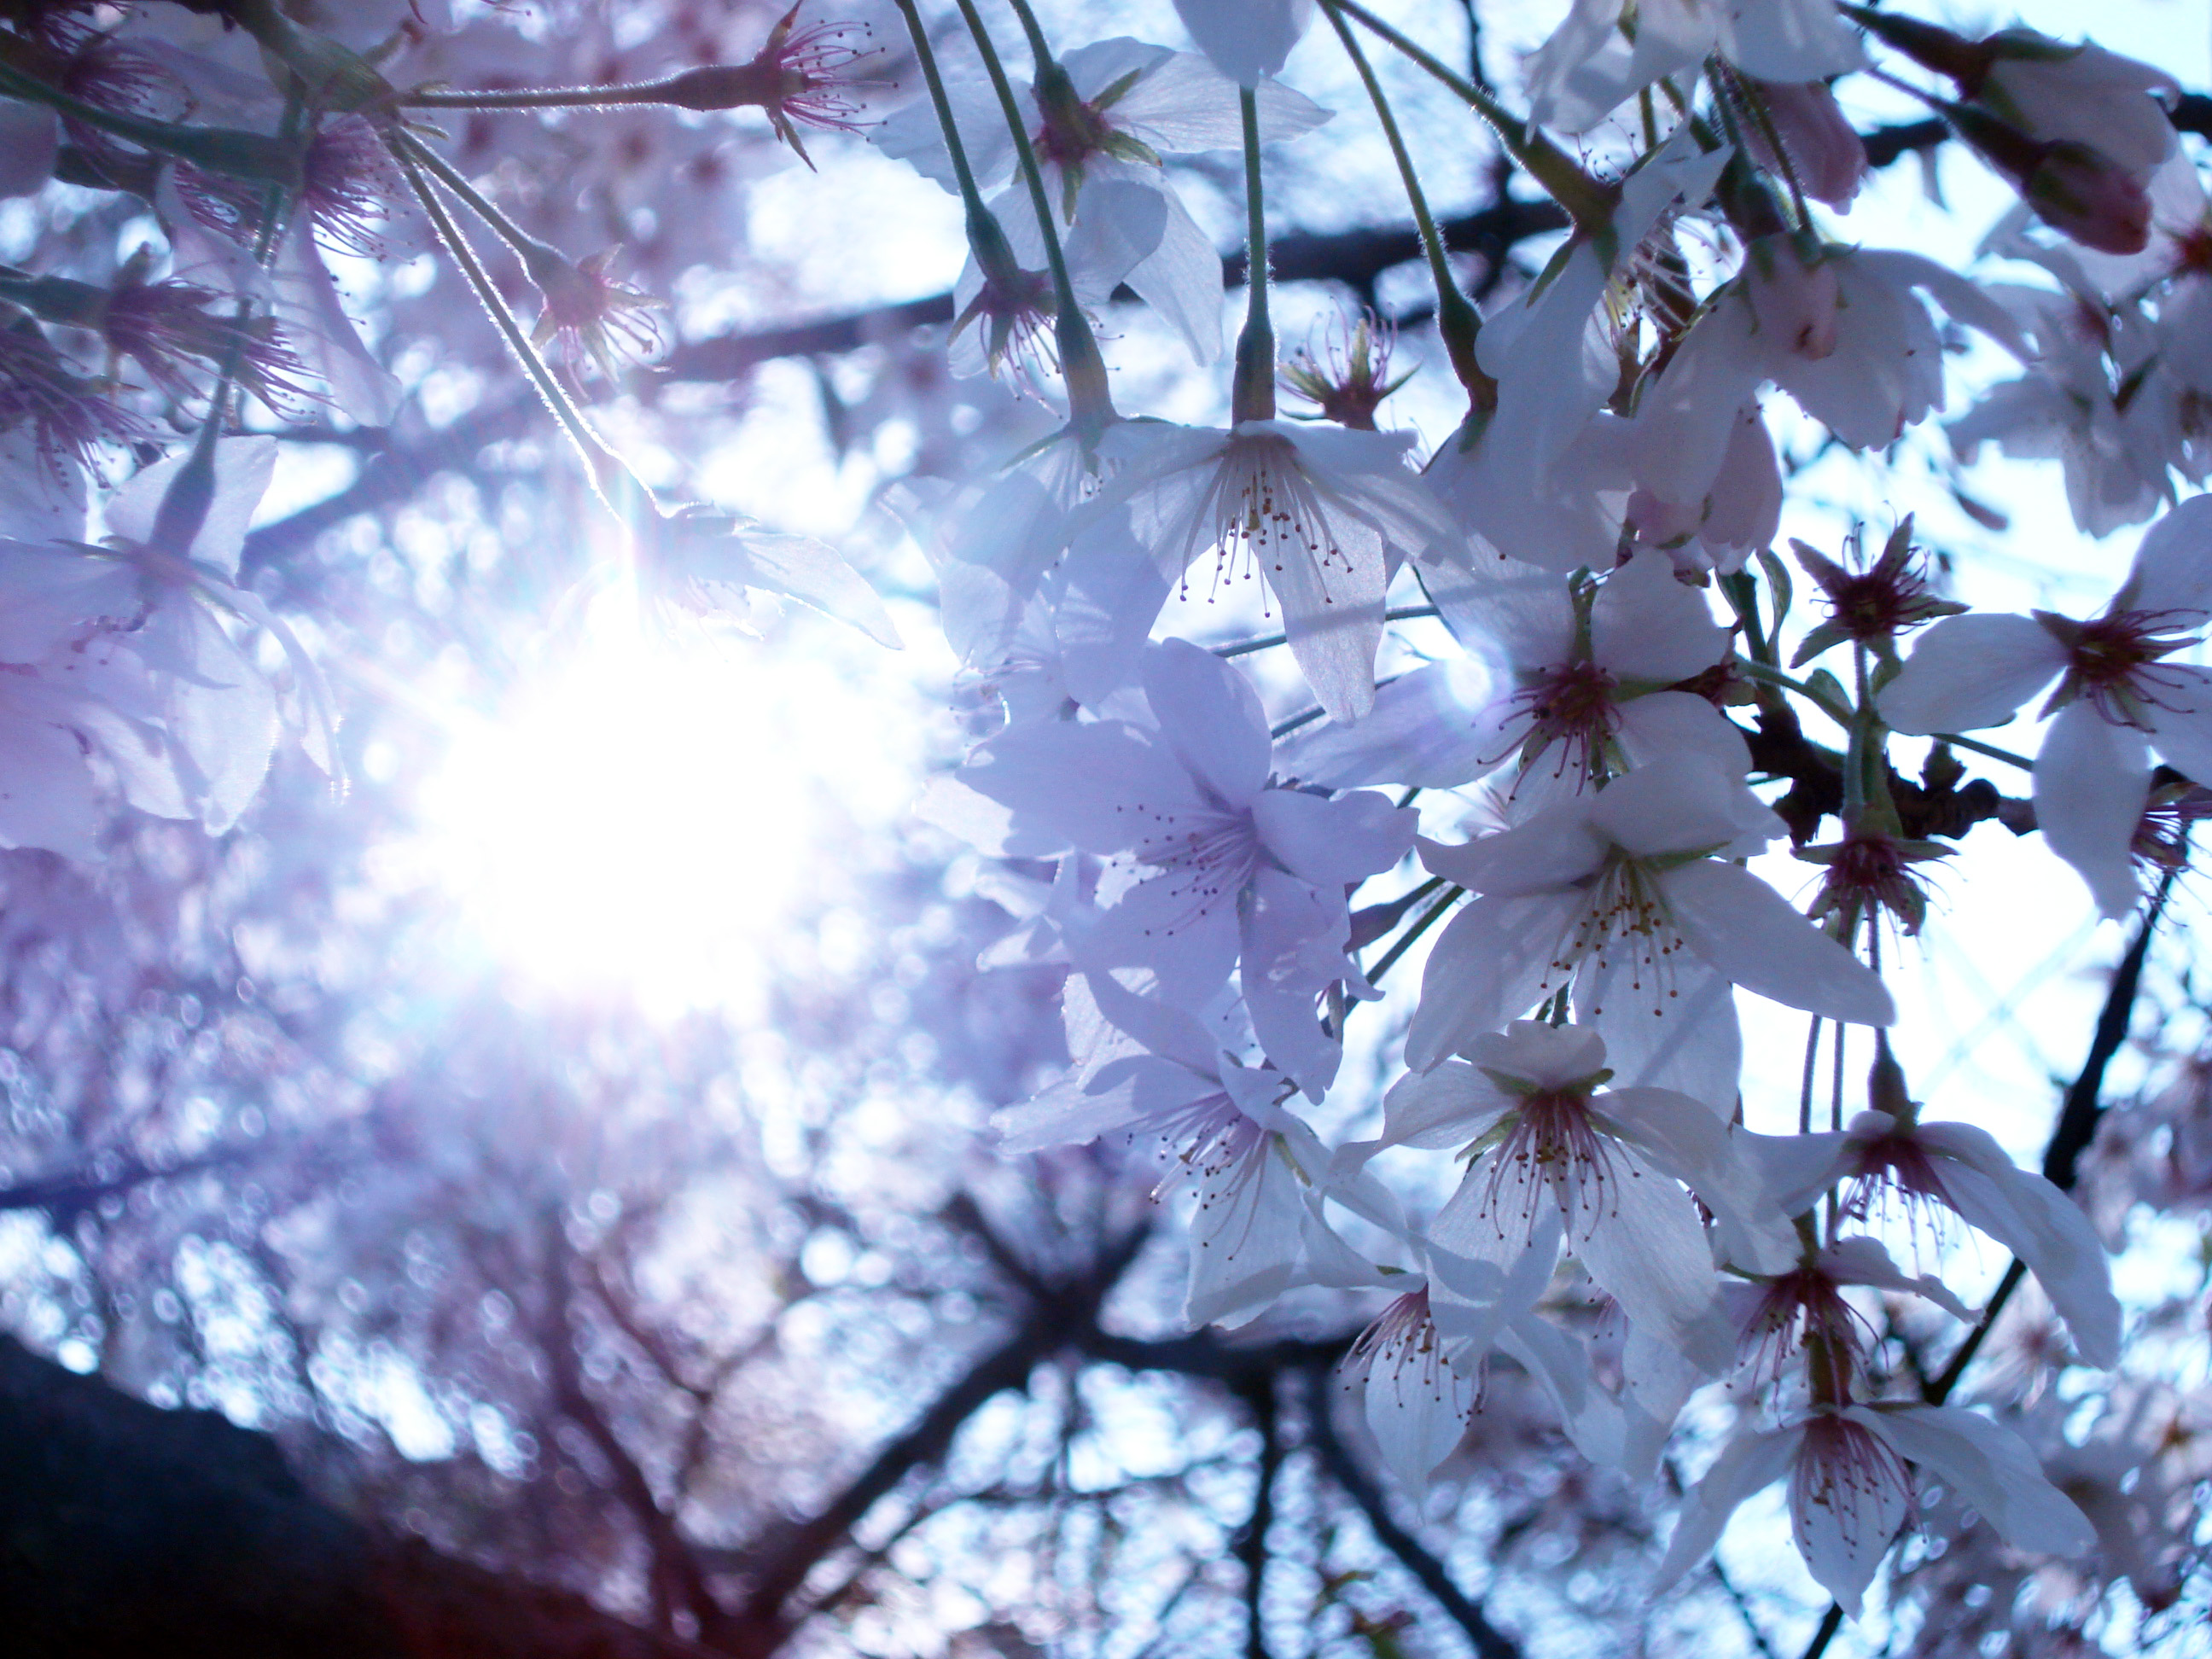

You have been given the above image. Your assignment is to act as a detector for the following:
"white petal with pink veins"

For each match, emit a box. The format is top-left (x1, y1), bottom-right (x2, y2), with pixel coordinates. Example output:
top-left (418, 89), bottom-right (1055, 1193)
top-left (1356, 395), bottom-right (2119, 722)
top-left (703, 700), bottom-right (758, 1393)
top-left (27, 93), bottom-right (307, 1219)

top-left (1405, 892), bottom-right (1578, 1068)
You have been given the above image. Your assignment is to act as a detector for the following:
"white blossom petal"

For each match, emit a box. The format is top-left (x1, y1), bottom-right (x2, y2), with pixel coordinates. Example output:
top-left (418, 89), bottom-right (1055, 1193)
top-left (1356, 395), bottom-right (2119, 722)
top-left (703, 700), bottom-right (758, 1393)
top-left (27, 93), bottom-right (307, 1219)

top-left (1662, 859), bottom-right (1896, 1025)
top-left (2034, 699), bottom-right (2151, 919)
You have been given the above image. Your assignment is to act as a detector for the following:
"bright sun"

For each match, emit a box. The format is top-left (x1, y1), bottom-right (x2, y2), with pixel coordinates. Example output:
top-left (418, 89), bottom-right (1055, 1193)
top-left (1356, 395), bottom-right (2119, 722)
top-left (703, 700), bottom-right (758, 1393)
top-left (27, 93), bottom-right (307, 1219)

top-left (412, 589), bottom-right (905, 1014)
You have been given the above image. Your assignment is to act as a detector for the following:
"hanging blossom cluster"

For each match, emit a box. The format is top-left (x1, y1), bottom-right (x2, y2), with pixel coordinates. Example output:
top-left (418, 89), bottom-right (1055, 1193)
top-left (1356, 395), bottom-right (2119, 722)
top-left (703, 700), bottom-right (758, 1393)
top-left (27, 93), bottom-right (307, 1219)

top-left (2, 0), bottom-right (2209, 1644)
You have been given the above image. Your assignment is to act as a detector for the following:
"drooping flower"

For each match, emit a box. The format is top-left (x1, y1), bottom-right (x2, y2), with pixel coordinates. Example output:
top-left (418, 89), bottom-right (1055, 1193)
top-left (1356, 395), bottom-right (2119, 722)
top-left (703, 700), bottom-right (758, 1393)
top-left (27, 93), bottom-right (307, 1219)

top-left (1878, 494), bottom-right (2212, 917)
top-left (1740, 78), bottom-right (1866, 209)
top-left (1340, 1285), bottom-right (1481, 1499)
top-left (939, 637), bottom-right (1415, 1093)
top-left (1656, 1402), bottom-right (2095, 1617)
top-left (1524, 0), bottom-right (1860, 134)
top-left (662, 3), bottom-right (885, 166)
top-left (1747, 1106), bottom-right (2122, 1369)
top-left (1365, 1021), bottom-right (1791, 1371)
top-left (526, 245), bottom-right (664, 383)
top-left (1281, 548), bottom-right (1743, 794)
top-left (1731, 1235), bottom-right (1972, 1385)
top-left (1080, 419), bottom-right (1456, 722)
top-left (1406, 753), bottom-right (1895, 1071)
top-left (0, 319), bottom-right (143, 477)
top-left (874, 37), bottom-right (1326, 364)
top-left (994, 970), bottom-right (1322, 1328)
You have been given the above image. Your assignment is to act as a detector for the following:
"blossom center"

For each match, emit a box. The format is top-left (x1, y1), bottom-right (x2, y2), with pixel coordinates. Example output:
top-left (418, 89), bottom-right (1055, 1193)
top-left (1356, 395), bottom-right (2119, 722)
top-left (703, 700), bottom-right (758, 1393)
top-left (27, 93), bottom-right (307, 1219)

top-left (2041, 608), bottom-right (2204, 726)
top-left (1193, 433), bottom-right (1350, 608)
top-left (1116, 799), bottom-right (1260, 939)
top-left (1794, 1415), bottom-right (1912, 1545)
top-left (1476, 1087), bottom-right (1627, 1242)
top-left (1552, 850), bottom-right (1687, 1009)
top-left (1513, 658), bottom-right (1621, 781)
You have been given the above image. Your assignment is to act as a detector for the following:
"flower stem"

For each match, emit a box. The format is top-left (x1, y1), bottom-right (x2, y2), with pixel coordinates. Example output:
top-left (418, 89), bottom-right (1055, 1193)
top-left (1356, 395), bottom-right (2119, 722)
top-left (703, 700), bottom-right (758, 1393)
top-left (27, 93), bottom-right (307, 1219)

top-left (0, 57), bottom-right (298, 188)
top-left (1321, 3), bottom-right (1493, 407)
top-left (1732, 657), bottom-right (1854, 726)
top-left (396, 130), bottom-right (565, 270)
top-left (388, 136), bottom-right (628, 507)
top-left (998, 0), bottom-right (1057, 69)
top-left (1318, 0), bottom-right (1615, 234)
top-left (946, 0), bottom-right (1116, 439)
top-left (1214, 606), bottom-right (1439, 659)
top-left (1232, 87), bottom-right (1275, 424)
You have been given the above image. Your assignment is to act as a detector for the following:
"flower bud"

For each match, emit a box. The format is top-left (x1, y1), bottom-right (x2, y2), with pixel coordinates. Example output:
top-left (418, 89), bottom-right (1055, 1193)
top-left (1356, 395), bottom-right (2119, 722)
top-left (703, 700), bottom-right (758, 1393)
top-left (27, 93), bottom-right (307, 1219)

top-left (2025, 143), bottom-right (2154, 256)
top-left (1746, 80), bottom-right (1867, 209)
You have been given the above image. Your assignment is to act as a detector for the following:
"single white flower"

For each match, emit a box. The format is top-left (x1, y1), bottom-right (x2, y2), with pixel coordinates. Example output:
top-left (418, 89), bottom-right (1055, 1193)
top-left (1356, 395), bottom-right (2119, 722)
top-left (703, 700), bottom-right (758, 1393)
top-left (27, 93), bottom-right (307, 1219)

top-left (1084, 419), bottom-right (1457, 722)
top-left (1656, 1402), bottom-right (2095, 1617)
top-left (1281, 548), bottom-right (1744, 792)
top-left (1879, 494), bottom-right (2212, 917)
top-left (1407, 753), bottom-right (1895, 1070)
top-left (1748, 1108), bottom-right (2122, 1369)
top-left (875, 38), bottom-right (1328, 362)
top-left (1526, 0), bottom-right (1860, 134)
top-left (997, 970), bottom-right (1322, 1328)
top-left (943, 638), bottom-right (1415, 1093)
top-left (1368, 1021), bottom-right (1787, 1372)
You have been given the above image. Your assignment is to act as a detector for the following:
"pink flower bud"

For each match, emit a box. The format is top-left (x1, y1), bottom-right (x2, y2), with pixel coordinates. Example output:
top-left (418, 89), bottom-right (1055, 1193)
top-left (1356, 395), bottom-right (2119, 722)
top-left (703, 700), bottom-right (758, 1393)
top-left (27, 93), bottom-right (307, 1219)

top-left (2028, 143), bottom-right (2155, 255)
top-left (1749, 80), bottom-right (1867, 209)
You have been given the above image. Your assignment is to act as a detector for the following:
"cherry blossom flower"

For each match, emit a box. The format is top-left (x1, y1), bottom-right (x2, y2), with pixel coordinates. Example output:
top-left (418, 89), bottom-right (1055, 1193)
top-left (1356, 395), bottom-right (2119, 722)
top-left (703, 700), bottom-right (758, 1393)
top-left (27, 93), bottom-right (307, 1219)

top-left (1789, 520), bottom-right (1965, 667)
top-left (1280, 314), bottom-right (1406, 432)
top-left (1731, 1236), bottom-right (1972, 1383)
top-left (940, 638), bottom-right (1414, 1093)
top-left (1878, 494), bottom-right (2212, 917)
top-left (527, 246), bottom-right (663, 383)
top-left (1427, 134), bottom-right (1729, 575)
top-left (997, 971), bottom-right (1322, 1327)
top-left (1365, 1021), bottom-right (1788, 1370)
top-left (1743, 79), bottom-right (1866, 209)
top-left (0, 320), bottom-right (144, 476)
top-left (1080, 419), bottom-right (1456, 722)
top-left (1974, 33), bottom-right (2179, 179)
top-left (1407, 753), bottom-right (1895, 1070)
top-left (1525, 0), bottom-right (1860, 134)
top-left (642, 508), bottom-right (901, 649)
top-left (1632, 241), bottom-right (2029, 492)
top-left (1656, 1402), bottom-right (2095, 1616)
top-left (1340, 1284), bottom-right (1481, 1499)
top-left (661, 3), bottom-right (884, 166)
top-left (1748, 1107), bottom-right (2122, 1368)
top-left (875, 38), bottom-right (1326, 364)
top-left (1281, 549), bottom-right (1743, 794)
top-left (94, 437), bottom-right (341, 824)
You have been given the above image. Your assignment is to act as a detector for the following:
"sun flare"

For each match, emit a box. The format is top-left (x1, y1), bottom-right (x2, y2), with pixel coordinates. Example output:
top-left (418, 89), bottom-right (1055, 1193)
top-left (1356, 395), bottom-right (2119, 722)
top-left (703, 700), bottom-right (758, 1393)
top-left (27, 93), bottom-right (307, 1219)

top-left (412, 597), bottom-right (863, 1013)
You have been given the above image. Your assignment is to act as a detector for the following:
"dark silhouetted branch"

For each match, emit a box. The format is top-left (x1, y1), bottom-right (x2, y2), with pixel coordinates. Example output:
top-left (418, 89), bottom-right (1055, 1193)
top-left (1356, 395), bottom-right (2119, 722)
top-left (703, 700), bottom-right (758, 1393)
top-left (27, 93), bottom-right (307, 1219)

top-left (1304, 1365), bottom-right (1522, 1659)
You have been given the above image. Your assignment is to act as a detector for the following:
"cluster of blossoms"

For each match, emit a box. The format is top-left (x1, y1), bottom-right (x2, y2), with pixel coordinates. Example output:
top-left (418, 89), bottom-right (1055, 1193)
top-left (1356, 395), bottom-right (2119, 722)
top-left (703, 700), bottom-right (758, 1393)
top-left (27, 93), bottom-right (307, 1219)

top-left (3, 0), bottom-right (2209, 1642)
top-left (886, 0), bottom-right (2210, 1632)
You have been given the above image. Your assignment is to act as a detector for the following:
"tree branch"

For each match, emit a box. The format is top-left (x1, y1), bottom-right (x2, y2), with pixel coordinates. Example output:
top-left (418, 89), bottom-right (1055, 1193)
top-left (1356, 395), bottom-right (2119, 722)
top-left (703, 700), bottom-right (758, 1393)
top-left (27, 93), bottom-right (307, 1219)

top-left (731, 1220), bottom-right (1152, 1653)
top-left (1303, 1365), bottom-right (1522, 1659)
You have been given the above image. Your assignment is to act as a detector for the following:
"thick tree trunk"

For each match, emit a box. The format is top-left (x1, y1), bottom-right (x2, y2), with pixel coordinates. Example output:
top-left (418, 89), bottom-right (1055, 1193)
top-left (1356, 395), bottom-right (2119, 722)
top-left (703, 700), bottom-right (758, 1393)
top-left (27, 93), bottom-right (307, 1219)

top-left (0, 1335), bottom-right (718, 1659)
